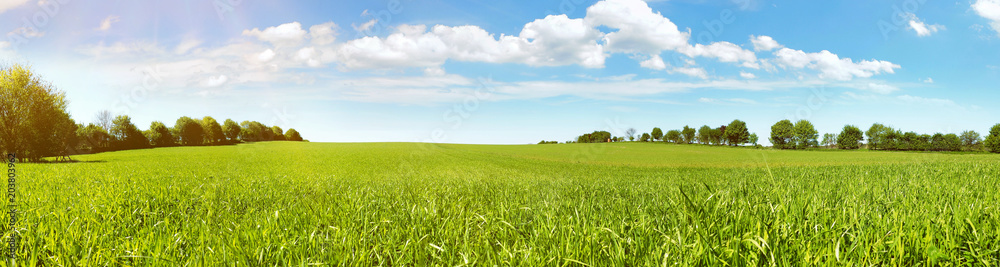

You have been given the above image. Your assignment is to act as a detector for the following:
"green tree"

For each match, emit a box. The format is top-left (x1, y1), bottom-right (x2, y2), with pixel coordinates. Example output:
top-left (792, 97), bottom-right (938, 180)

top-left (201, 116), bottom-right (225, 145)
top-left (749, 133), bottom-right (759, 146)
top-left (697, 125), bottom-right (712, 145)
top-left (985, 124), bottom-right (1000, 153)
top-left (639, 133), bottom-right (651, 142)
top-left (76, 124), bottom-right (111, 153)
top-left (960, 130), bottom-right (981, 151)
top-left (222, 119), bottom-right (241, 143)
top-left (942, 133), bottom-right (962, 152)
top-left (865, 123), bottom-right (893, 150)
top-left (0, 63), bottom-right (77, 161)
top-left (724, 120), bottom-right (749, 146)
top-left (285, 128), bottom-right (303, 141)
top-left (770, 120), bottom-right (794, 149)
top-left (239, 121), bottom-right (272, 142)
top-left (821, 133), bottom-right (838, 148)
top-left (145, 121), bottom-right (175, 147)
top-left (651, 127), bottom-right (663, 141)
top-left (681, 126), bottom-right (695, 144)
top-left (175, 116), bottom-right (204, 146)
top-left (793, 120), bottom-right (818, 149)
top-left (110, 115), bottom-right (148, 150)
top-left (665, 130), bottom-right (681, 143)
top-left (271, 126), bottom-right (286, 141)
top-left (576, 131), bottom-right (612, 143)
top-left (837, 125), bottom-right (864, 150)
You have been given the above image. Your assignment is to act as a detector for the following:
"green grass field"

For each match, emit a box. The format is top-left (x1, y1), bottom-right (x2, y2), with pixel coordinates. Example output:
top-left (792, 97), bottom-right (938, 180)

top-left (10, 142), bottom-right (1000, 265)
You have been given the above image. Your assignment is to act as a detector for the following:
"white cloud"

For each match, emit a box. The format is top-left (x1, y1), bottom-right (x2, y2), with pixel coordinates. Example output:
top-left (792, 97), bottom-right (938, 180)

top-left (678, 42), bottom-right (758, 68)
top-left (7, 27), bottom-right (45, 38)
top-left (174, 38), bottom-right (202, 55)
top-left (309, 22), bottom-right (338, 45)
top-left (227, 0), bottom-right (893, 81)
top-left (774, 48), bottom-right (899, 81)
top-left (922, 77), bottom-right (933, 83)
top-left (243, 22), bottom-right (308, 47)
top-left (639, 55), bottom-right (666, 70)
top-left (202, 75), bottom-right (229, 88)
top-left (0, 0), bottom-right (29, 14)
top-left (739, 71), bottom-right (756, 79)
top-left (905, 13), bottom-right (945, 37)
top-left (750, 35), bottom-right (781, 51)
top-left (353, 19), bottom-right (377, 32)
top-left (295, 47), bottom-right (322, 67)
top-left (773, 48), bottom-right (811, 68)
top-left (973, 0), bottom-right (1000, 37)
top-left (863, 82), bottom-right (899, 94)
top-left (585, 0), bottom-right (689, 54)
top-left (670, 67), bottom-right (708, 79)
top-left (335, 15), bottom-right (605, 69)
top-left (518, 15), bottom-right (606, 68)
top-left (97, 15), bottom-right (120, 32)
top-left (257, 49), bottom-right (276, 62)
top-left (424, 67), bottom-right (446, 76)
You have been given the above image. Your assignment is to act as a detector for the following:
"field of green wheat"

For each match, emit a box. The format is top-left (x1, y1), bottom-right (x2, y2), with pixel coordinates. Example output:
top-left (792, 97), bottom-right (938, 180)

top-left (8, 142), bottom-right (1000, 265)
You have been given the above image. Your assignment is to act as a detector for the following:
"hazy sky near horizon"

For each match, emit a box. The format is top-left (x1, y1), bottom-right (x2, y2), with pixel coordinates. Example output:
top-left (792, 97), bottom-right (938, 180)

top-left (2, 0), bottom-right (999, 144)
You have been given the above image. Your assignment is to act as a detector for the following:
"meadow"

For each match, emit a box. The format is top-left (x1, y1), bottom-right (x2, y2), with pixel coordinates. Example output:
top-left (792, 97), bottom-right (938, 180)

top-left (8, 142), bottom-right (1000, 265)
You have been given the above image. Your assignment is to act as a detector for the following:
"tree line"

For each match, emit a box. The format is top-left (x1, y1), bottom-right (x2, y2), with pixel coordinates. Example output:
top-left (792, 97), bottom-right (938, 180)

top-left (1, 63), bottom-right (306, 162)
top-left (568, 120), bottom-right (760, 147)
top-left (74, 113), bottom-right (305, 154)
top-left (768, 119), bottom-right (999, 152)
top-left (553, 118), bottom-right (1000, 154)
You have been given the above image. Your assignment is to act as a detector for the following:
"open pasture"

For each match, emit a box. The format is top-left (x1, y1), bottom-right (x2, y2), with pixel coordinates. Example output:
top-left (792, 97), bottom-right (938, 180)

top-left (11, 142), bottom-right (1000, 265)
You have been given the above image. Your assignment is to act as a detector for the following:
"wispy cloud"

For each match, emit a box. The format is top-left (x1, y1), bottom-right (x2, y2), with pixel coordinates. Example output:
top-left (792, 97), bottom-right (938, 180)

top-left (97, 15), bottom-right (120, 32)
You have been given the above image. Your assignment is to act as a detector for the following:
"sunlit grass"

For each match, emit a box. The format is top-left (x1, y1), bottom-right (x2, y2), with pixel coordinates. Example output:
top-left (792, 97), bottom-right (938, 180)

top-left (7, 142), bottom-right (999, 265)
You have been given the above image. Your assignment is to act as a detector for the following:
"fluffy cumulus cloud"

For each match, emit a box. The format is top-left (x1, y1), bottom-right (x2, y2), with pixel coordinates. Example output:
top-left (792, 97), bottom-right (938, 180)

top-left (211, 0), bottom-right (896, 83)
top-left (257, 49), bottom-right (276, 62)
top-left (65, 0), bottom-right (905, 104)
top-left (678, 42), bottom-right (758, 68)
top-left (585, 0), bottom-right (689, 54)
top-left (310, 22), bottom-right (339, 45)
top-left (750, 35), bottom-right (781, 51)
top-left (336, 15), bottom-right (605, 69)
top-left (586, 0), bottom-right (758, 69)
top-left (333, 0), bottom-right (764, 71)
top-left (639, 55), bottom-right (666, 70)
top-left (243, 22), bottom-right (309, 47)
top-left (774, 47), bottom-right (899, 81)
top-left (974, 0), bottom-right (1000, 36)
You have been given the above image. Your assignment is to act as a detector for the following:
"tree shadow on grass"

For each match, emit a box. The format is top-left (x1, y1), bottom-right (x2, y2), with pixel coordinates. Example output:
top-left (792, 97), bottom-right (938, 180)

top-left (29, 159), bottom-right (107, 164)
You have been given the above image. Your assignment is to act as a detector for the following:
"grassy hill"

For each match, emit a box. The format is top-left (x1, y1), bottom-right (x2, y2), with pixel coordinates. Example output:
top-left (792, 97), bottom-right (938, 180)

top-left (14, 142), bottom-right (1000, 265)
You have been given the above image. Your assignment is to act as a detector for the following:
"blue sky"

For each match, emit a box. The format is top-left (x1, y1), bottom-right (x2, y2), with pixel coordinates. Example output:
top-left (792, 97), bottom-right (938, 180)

top-left (2, 0), bottom-right (999, 144)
